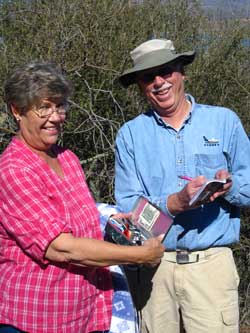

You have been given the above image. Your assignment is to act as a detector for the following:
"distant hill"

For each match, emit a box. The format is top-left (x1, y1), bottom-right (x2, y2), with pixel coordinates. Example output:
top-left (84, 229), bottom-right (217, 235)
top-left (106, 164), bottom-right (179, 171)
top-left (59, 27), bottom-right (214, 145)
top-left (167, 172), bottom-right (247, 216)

top-left (200, 0), bottom-right (250, 18)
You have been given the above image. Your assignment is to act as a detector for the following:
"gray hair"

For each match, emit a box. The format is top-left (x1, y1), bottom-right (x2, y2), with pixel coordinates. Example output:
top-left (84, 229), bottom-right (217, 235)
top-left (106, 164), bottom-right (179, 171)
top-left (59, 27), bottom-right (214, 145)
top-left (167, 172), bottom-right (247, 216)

top-left (4, 61), bottom-right (72, 114)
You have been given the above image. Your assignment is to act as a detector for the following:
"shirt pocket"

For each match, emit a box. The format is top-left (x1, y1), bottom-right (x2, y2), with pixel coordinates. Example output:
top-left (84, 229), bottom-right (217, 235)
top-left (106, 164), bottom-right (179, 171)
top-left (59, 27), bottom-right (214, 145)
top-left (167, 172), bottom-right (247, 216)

top-left (195, 153), bottom-right (228, 179)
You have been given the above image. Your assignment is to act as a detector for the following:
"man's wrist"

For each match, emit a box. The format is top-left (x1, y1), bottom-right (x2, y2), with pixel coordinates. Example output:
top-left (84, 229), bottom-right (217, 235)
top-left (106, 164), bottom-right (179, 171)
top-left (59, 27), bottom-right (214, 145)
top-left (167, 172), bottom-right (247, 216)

top-left (167, 193), bottom-right (186, 215)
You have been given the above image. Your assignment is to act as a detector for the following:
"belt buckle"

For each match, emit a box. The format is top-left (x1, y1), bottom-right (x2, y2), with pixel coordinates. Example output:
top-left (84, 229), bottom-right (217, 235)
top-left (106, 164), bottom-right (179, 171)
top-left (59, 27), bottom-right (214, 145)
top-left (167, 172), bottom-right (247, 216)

top-left (176, 250), bottom-right (189, 264)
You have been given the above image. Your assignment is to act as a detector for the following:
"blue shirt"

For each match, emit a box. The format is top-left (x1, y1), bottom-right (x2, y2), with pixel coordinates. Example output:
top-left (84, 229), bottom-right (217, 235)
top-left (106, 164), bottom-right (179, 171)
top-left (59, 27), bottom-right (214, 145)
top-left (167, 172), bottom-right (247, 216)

top-left (115, 95), bottom-right (250, 250)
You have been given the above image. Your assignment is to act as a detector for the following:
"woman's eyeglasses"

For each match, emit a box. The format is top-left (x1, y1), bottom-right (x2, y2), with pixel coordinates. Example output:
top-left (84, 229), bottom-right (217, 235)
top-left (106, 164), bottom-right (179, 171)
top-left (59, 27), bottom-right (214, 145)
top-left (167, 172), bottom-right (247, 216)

top-left (32, 102), bottom-right (69, 118)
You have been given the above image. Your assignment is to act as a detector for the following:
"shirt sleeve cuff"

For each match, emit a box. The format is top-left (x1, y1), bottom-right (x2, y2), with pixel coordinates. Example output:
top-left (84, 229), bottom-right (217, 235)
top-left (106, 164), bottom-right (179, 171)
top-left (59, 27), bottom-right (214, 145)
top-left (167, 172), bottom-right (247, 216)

top-left (223, 175), bottom-right (240, 203)
top-left (156, 195), bottom-right (176, 219)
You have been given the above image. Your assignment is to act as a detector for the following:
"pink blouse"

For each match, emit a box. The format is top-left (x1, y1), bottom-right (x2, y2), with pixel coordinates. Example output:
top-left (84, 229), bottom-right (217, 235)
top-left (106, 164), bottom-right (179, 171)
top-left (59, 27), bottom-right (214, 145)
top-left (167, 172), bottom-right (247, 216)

top-left (0, 137), bottom-right (113, 333)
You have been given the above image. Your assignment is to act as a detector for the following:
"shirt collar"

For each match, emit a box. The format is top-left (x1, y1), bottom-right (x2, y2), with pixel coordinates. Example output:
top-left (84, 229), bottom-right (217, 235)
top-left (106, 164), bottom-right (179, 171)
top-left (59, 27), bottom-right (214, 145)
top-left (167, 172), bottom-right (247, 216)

top-left (152, 94), bottom-right (196, 127)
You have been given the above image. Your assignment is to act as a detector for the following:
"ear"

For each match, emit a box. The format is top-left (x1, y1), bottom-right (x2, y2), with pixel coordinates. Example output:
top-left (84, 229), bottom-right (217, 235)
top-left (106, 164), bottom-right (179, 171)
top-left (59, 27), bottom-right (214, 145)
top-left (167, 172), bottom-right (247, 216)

top-left (10, 104), bottom-right (22, 122)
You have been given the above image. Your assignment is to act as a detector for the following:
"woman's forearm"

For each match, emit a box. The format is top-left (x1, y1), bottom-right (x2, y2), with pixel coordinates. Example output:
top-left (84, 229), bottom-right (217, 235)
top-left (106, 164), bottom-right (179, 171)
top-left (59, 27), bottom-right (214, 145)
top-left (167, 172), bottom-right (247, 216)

top-left (45, 232), bottom-right (164, 267)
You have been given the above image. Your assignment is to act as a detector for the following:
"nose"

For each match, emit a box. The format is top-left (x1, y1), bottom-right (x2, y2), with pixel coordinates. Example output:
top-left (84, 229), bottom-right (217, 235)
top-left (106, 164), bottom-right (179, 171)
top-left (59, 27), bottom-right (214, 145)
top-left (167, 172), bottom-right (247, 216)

top-left (154, 75), bottom-right (166, 86)
top-left (48, 109), bottom-right (63, 122)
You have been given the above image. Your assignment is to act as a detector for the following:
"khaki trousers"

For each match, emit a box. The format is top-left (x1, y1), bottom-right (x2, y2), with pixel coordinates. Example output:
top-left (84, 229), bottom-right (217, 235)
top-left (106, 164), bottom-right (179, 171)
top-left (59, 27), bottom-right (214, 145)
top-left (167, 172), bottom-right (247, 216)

top-left (125, 247), bottom-right (239, 333)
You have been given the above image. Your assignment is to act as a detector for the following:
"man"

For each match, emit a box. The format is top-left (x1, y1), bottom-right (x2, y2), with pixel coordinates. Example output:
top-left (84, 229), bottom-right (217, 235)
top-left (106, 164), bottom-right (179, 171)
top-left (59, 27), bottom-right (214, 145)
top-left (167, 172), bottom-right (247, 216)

top-left (115, 39), bottom-right (250, 333)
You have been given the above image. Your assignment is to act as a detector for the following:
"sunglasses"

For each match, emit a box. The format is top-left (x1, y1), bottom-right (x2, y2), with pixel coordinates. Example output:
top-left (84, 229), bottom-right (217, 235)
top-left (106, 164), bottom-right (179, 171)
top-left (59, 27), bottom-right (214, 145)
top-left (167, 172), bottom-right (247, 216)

top-left (137, 64), bottom-right (180, 84)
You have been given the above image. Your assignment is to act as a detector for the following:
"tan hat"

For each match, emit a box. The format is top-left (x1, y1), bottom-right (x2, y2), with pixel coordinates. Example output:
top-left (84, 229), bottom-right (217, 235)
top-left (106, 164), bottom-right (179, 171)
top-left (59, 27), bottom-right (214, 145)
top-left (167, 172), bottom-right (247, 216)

top-left (119, 39), bottom-right (195, 87)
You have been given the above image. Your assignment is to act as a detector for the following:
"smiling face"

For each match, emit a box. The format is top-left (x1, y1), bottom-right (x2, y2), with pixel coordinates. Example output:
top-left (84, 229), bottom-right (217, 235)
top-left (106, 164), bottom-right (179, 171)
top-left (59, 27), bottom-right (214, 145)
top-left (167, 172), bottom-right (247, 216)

top-left (12, 99), bottom-right (66, 154)
top-left (137, 62), bottom-right (186, 118)
top-left (4, 62), bottom-right (72, 154)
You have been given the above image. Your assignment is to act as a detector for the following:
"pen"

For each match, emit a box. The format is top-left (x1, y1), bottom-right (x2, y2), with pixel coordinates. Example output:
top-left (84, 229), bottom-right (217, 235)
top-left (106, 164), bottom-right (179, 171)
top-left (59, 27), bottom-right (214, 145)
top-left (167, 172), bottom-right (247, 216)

top-left (178, 175), bottom-right (193, 181)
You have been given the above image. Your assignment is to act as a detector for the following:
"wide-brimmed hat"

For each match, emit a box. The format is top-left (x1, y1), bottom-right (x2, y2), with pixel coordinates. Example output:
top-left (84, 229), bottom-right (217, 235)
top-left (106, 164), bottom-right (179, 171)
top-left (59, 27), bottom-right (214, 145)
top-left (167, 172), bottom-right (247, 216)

top-left (119, 39), bottom-right (195, 87)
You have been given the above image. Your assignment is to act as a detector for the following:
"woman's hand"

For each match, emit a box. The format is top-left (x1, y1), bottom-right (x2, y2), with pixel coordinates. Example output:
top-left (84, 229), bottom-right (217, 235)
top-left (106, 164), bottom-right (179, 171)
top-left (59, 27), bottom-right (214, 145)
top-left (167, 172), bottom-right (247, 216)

top-left (140, 235), bottom-right (165, 266)
top-left (110, 212), bottom-right (132, 220)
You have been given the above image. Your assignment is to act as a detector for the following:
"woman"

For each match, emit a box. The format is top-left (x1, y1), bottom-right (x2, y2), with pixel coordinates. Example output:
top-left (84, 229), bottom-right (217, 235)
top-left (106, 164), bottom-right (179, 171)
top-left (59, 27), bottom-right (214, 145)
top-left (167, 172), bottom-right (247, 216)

top-left (0, 62), bottom-right (164, 333)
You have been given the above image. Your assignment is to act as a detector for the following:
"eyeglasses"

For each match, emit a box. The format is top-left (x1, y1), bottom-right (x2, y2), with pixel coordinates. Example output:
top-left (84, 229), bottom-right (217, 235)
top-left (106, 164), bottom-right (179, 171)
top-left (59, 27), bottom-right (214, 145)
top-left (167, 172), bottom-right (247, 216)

top-left (137, 64), bottom-right (179, 84)
top-left (32, 102), bottom-right (69, 119)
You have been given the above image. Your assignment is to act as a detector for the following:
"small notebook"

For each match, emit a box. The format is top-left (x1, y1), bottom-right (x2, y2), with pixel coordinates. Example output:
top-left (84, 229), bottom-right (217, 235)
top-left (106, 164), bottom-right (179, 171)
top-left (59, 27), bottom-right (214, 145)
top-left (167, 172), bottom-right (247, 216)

top-left (189, 178), bottom-right (229, 206)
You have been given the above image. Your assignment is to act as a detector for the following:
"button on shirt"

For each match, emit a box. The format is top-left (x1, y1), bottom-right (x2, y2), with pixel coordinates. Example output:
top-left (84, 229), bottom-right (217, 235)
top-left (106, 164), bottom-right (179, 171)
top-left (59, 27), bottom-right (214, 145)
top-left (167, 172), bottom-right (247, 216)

top-left (0, 138), bottom-right (112, 333)
top-left (115, 95), bottom-right (250, 250)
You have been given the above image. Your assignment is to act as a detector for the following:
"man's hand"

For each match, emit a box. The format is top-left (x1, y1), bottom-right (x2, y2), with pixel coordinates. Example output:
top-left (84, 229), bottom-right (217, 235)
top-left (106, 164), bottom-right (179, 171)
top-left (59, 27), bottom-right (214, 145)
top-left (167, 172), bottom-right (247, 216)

top-left (167, 176), bottom-right (208, 215)
top-left (168, 176), bottom-right (208, 214)
top-left (209, 169), bottom-right (232, 202)
top-left (167, 170), bottom-right (232, 215)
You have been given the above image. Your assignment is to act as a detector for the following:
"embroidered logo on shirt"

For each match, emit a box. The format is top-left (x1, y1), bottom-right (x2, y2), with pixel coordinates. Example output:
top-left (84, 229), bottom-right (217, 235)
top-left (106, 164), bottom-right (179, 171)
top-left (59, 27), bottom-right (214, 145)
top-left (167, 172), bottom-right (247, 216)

top-left (203, 136), bottom-right (219, 146)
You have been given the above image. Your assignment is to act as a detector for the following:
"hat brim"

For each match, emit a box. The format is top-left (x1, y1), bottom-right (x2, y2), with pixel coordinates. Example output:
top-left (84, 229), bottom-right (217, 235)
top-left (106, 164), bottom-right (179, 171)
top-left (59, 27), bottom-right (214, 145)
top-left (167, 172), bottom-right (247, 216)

top-left (119, 50), bottom-right (195, 87)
